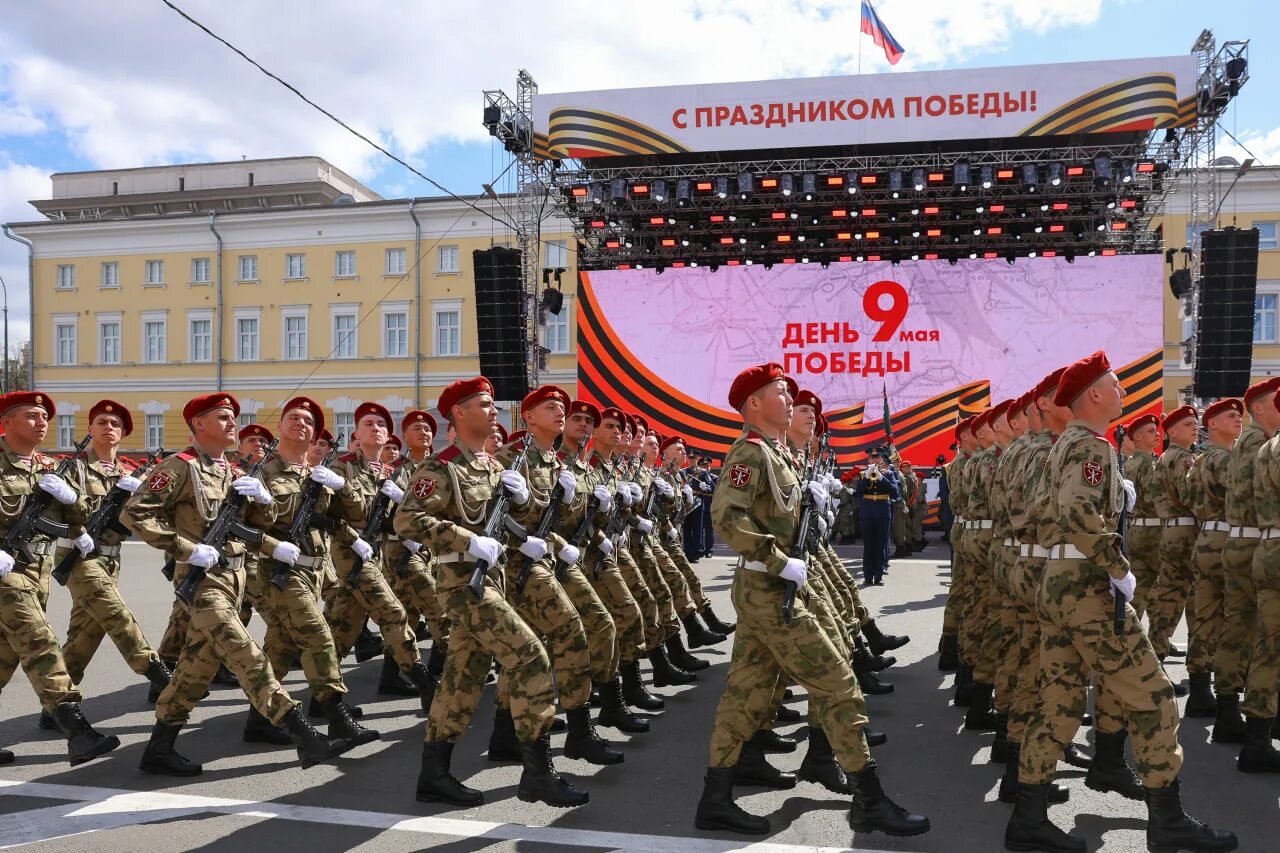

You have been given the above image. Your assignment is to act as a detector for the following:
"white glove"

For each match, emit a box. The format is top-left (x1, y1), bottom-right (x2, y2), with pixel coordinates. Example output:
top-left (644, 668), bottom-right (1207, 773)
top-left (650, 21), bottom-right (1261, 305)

top-left (404, 540), bottom-right (421, 554)
top-left (592, 485), bottom-right (613, 513)
top-left (351, 537), bottom-right (374, 561)
top-left (616, 485), bottom-right (635, 507)
top-left (558, 544), bottom-right (580, 566)
top-left (232, 476), bottom-right (272, 504)
top-left (655, 478), bottom-right (675, 498)
top-left (817, 515), bottom-right (829, 537)
top-left (636, 517), bottom-right (654, 534)
top-left (467, 534), bottom-right (502, 566)
top-left (830, 498), bottom-right (841, 514)
top-left (73, 532), bottom-right (95, 556)
top-left (272, 541), bottom-right (300, 565)
top-left (39, 473), bottom-right (76, 505)
top-left (627, 482), bottom-right (643, 501)
top-left (825, 509), bottom-right (835, 527)
top-left (665, 527), bottom-right (679, 543)
top-left (828, 480), bottom-right (844, 497)
top-left (682, 484), bottom-right (694, 502)
top-left (598, 538), bottom-right (615, 557)
top-left (557, 469), bottom-right (577, 504)
top-left (380, 480), bottom-right (405, 503)
top-left (188, 544), bottom-right (219, 569)
top-left (780, 557), bottom-right (808, 589)
top-left (309, 466), bottom-right (344, 490)
top-left (1122, 478), bottom-right (1137, 513)
top-left (804, 481), bottom-right (829, 513)
top-left (518, 536), bottom-right (548, 561)
top-left (1109, 570), bottom-right (1137, 602)
top-left (500, 470), bottom-right (530, 505)
top-left (0, 549), bottom-right (12, 576)
top-left (116, 475), bottom-right (143, 493)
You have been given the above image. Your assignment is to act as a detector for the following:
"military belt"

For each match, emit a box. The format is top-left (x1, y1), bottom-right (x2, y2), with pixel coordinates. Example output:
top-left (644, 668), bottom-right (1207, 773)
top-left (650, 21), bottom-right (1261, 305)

top-left (385, 534), bottom-right (400, 542)
top-left (1165, 517), bottom-right (1196, 527)
top-left (1130, 517), bottom-right (1162, 527)
top-left (955, 515), bottom-right (967, 525)
top-left (177, 554), bottom-right (245, 572)
top-left (293, 554), bottom-right (323, 568)
top-left (862, 495), bottom-right (890, 502)
top-left (1201, 521), bottom-right (1230, 533)
top-left (1260, 528), bottom-right (1280, 541)
top-left (436, 552), bottom-right (477, 566)
top-left (23, 540), bottom-right (53, 558)
top-left (1001, 537), bottom-right (1017, 548)
top-left (1048, 544), bottom-right (1086, 559)
top-left (968, 519), bottom-right (993, 530)
top-left (1019, 544), bottom-right (1050, 558)
top-left (56, 537), bottom-right (122, 558)
top-left (1229, 526), bottom-right (1261, 539)
top-left (737, 557), bottom-right (769, 574)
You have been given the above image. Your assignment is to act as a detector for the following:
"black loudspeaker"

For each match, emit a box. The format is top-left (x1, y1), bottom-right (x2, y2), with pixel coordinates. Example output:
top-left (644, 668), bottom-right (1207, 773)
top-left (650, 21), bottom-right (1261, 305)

top-left (1193, 227), bottom-right (1259, 399)
top-left (473, 247), bottom-right (529, 400)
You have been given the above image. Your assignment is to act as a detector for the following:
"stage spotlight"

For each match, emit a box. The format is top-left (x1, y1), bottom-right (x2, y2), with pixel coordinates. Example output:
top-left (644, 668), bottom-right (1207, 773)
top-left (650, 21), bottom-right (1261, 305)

top-left (888, 170), bottom-right (904, 197)
top-left (845, 171), bottom-right (859, 194)
top-left (1118, 160), bottom-right (1135, 184)
top-left (1021, 164), bottom-right (1039, 192)
top-left (980, 165), bottom-right (994, 190)
top-left (1005, 253), bottom-right (1016, 264)
top-left (655, 264), bottom-right (666, 275)
top-left (763, 261), bottom-right (774, 271)
top-left (968, 250), bottom-right (978, 259)
top-left (1093, 155), bottom-right (1112, 187)
top-left (891, 257), bottom-right (901, 268)
top-left (737, 172), bottom-right (754, 199)
top-left (912, 168), bottom-right (926, 192)
top-left (590, 182), bottom-right (605, 204)
top-left (781, 174), bottom-right (795, 197)
top-left (676, 179), bottom-right (691, 206)
top-left (802, 173), bottom-right (817, 201)
top-left (611, 178), bottom-right (627, 201)
top-left (954, 160), bottom-right (971, 191)
top-left (1047, 162), bottom-right (1064, 187)
top-left (652, 179), bottom-right (667, 202)
top-left (715, 177), bottom-right (729, 199)
top-left (539, 288), bottom-right (564, 315)
top-left (947, 254), bottom-right (958, 267)
top-left (709, 262), bottom-right (720, 272)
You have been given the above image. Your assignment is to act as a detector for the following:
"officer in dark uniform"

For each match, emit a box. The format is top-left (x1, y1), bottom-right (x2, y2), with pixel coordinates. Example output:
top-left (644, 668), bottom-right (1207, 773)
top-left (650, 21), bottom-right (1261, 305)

top-left (855, 460), bottom-right (900, 586)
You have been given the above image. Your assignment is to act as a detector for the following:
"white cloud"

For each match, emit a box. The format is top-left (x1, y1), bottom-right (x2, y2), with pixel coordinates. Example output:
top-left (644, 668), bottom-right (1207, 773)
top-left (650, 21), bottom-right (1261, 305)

top-left (1217, 127), bottom-right (1280, 169)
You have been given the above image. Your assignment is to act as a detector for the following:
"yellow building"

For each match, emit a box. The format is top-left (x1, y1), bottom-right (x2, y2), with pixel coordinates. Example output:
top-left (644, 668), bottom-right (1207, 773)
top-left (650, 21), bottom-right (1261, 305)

top-left (4, 157), bottom-right (577, 451)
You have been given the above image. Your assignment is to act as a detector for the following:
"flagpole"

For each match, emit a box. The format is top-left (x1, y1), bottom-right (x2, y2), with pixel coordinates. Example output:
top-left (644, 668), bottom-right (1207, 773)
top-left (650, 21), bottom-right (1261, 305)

top-left (857, 15), bottom-right (864, 75)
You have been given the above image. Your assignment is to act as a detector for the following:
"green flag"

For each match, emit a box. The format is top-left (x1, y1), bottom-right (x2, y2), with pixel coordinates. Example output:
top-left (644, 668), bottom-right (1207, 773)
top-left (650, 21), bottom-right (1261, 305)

top-left (882, 383), bottom-right (893, 441)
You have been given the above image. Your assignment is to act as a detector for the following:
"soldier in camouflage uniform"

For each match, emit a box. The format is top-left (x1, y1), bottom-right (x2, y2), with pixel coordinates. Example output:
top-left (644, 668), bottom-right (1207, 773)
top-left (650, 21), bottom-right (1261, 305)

top-left (231, 424), bottom-right (273, 629)
top-left (1007, 351), bottom-right (1236, 853)
top-left (0, 391), bottom-right (122, 766)
top-left (394, 376), bottom-right (588, 808)
top-left (1148, 406), bottom-right (1200, 668)
top-left (960, 405), bottom-right (1002, 726)
top-left (952, 410), bottom-right (995, 707)
top-left (937, 418), bottom-right (976, 672)
top-left (1185, 399), bottom-right (1243, 720)
top-left (123, 392), bottom-right (349, 776)
top-left (1125, 414), bottom-right (1164, 620)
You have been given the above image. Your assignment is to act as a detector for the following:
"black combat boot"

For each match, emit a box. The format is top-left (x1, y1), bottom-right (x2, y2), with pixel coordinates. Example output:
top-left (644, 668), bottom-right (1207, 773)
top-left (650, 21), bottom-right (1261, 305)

top-left (682, 612), bottom-right (725, 648)
top-left (564, 706), bottom-right (624, 764)
top-left (998, 745), bottom-right (1068, 804)
top-left (776, 703), bottom-right (803, 723)
top-left (798, 727), bottom-right (851, 793)
top-left (1004, 782), bottom-right (1086, 852)
top-left (596, 677), bottom-right (649, 733)
top-left (937, 634), bottom-right (960, 672)
top-left (857, 668), bottom-right (895, 696)
top-left (620, 659), bottom-right (665, 710)
top-left (320, 694), bottom-right (379, 746)
top-left (748, 727), bottom-right (799, 754)
top-left (863, 619), bottom-right (909, 654)
top-left (1185, 672), bottom-right (1217, 718)
top-left (1212, 693), bottom-right (1246, 744)
top-left (377, 653), bottom-right (418, 697)
top-left (1167, 642), bottom-right (1186, 658)
top-left (144, 658), bottom-right (172, 698)
top-left (847, 760), bottom-right (930, 836)
top-left (279, 706), bottom-right (352, 768)
top-left (37, 710), bottom-right (57, 731)
top-left (991, 712), bottom-right (1010, 763)
top-left (1062, 743), bottom-right (1093, 769)
top-left (52, 702), bottom-right (120, 766)
top-left (210, 664), bottom-right (238, 687)
top-left (517, 734), bottom-right (590, 807)
top-left (417, 740), bottom-right (483, 806)
top-left (407, 660), bottom-right (438, 716)
top-left (139, 722), bottom-right (202, 776)
top-left (1084, 729), bottom-right (1144, 800)
top-left (854, 635), bottom-right (897, 671)
top-left (964, 682), bottom-right (998, 731)
top-left (665, 632), bottom-right (708, 671)
top-left (426, 640), bottom-right (448, 682)
top-left (0, 747), bottom-right (12, 765)
top-left (308, 694), bottom-right (363, 719)
top-left (865, 728), bottom-right (888, 747)
top-left (414, 618), bottom-right (430, 642)
top-left (353, 625), bottom-right (382, 663)
top-left (149, 658), bottom-right (178, 703)
top-left (700, 603), bottom-right (735, 635)
top-left (488, 706), bottom-right (521, 761)
top-left (694, 766), bottom-right (769, 834)
top-left (734, 737), bottom-right (797, 789)
top-left (243, 706), bottom-right (292, 745)
top-left (1237, 715), bottom-right (1280, 773)
top-left (954, 663), bottom-right (974, 706)
top-left (648, 644), bottom-right (696, 686)
top-left (1144, 779), bottom-right (1238, 853)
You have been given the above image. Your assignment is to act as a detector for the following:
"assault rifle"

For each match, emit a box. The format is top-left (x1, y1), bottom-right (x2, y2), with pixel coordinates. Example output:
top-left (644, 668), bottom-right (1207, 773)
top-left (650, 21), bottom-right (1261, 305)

top-left (345, 447), bottom-right (406, 587)
top-left (269, 447), bottom-right (339, 591)
top-left (467, 440), bottom-right (531, 598)
top-left (4, 434), bottom-right (91, 566)
top-left (52, 446), bottom-right (163, 586)
top-left (515, 439), bottom-right (587, 592)
top-left (174, 441), bottom-right (277, 605)
top-left (588, 454), bottom-right (634, 578)
top-left (1113, 425), bottom-right (1130, 635)
top-left (784, 431), bottom-right (829, 623)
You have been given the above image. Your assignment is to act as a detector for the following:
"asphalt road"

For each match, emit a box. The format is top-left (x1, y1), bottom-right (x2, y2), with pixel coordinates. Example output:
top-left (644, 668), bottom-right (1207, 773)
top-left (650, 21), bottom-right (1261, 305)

top-left (0, 540), bottom-right (1275, 852)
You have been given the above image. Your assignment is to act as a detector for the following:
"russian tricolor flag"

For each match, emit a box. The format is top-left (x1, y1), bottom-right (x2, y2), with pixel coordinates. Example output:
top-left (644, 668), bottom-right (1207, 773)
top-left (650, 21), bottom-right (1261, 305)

top-left (860, 0), bottom-right (905, 66)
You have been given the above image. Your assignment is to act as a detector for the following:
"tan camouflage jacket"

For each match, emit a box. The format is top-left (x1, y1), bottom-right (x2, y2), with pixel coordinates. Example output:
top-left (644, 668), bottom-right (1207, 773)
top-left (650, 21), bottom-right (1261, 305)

top-left (1127, 449), bottom-right (1160, 520)
top-left (1009, 430), bottom-right (1053, 544)
top-left (586, 449), bottom-right (626, 566)
top-left (325, 447), bottom-right (388, 548)
top-left (1154, 444), bottom-right (1196, 520)
top-left (1252, 431), bottom-right (1280, 530)
top-left (242, 452), bottom-right (335, 562)
top-left (1225, 425), bottom-right (1266, 528)
top-left (0, 436), bottom-right (79, 575)
top-left (497, 437), bottom-right (570, 557)
top-left (557, 445), bottom-right (610, 553)
top-left (992, 433), bottom-right (1033, 542)
top-left (711, 429), bottom-right (800, 576)
top-left (384, 454), bottom-right (433, 565)
top-left (122, 446), bottom-right (248, 564)
top-left (967, 446), bottom-right (999, 522)
top-left (946, 450), bottom-right (973, 518)
top-left (1044, 421), bottom-right (1126, 578)
top-left (64, 449), bottom-right (137, 548)
top-left (1188, 443), bottom-right (1231, 522)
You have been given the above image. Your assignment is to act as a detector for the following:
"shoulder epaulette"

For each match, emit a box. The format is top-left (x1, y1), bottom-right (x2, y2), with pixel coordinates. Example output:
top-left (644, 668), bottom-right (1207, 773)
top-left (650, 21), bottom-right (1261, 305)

top-left (438, 445), bottom-right (463, 463)
top-left (175, 447), bottom-right (197, 462)
top-left (743, 431), bottom-right (764, 445)
top-left (338, 451), bottom-right (360, 464)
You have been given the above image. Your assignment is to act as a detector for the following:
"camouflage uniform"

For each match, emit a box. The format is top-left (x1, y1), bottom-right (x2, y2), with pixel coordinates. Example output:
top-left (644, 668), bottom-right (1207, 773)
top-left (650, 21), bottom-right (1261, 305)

top-left (393, 441), bottom-right (554, 743)
top-left (1187, 443), bottom-right (1231, 679)
top-left (591, 452), bottom-right (659, 655)
top-left (121, 447), bottom-right (297, 726)
top-left (1126, 447), bottom-right (1163, 619)
top-left (965, 446), bottom-right (1000, 684)
top-left (1148, 443), bottom-right (1198, 659)
top-left (383, 455), bottom-right (449, 646)
top-left (1020, 421), bottom-right (1181, 787)
top-left (990, 432), bottom-right (1034, 715)
top-left (1242, 431), bottom-right (1280, 720)
top-left (942, 450), bottom-right (973, 638)
top-left (634, 464), bottom-right (699, 620)
top-left (1217, 424), bottom-right (1266, 700)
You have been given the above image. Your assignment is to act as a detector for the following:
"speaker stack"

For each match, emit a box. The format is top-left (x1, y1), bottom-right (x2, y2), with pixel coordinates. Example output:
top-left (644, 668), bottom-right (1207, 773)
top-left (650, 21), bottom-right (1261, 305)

top-left (472, 247), bottom-right (530, 401)
top-left (1193, 227), bottom-right (1259, 399)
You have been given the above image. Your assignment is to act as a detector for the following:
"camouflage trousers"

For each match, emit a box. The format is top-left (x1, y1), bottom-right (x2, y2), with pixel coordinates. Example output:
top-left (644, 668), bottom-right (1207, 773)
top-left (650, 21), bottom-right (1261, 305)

top-left (382, 542), bottom-right (449, 646)
top-left (156, 563), bottom-right (296, 726)
top-left (587, 562), bottom-right (647, 665)
top-left (648, 535), bottom-right (698, 619)
top-left (624, 534), bottom-right (682, 641)
top-left (1128, 525), bottom-right (1163, 620)
top-left (1188, 527), bottom-right (1229, 676)
top-left (660, 535), bottom-right (711, 611)
top-left (616, 545), bottom-right (667, 648)
top-left (1021, 558), bottom-right (1181, 787)
top-left (1242, 539), bottom-right (1280, 719)
top-left (499, 559), bottom-right (591, 711)
top-left (238, 555), bottom-right (265, 627)
top-left (708, 570), bottom-right (869, 771)
top-left (819, 542), bottom-right (864, 630)
top-left (911, 502), bottom-right (926, 543)
top-left (61, 554), bottom-right (160, 684)
top-left (1216, 535), bottom-right (1259, 697)
top-left (965, 533), bottom-right (1000, 683)
top-left (1148, 524), bottom-right (1198, 659)
top-left (942, 524), bottom-right (969, 636)
top-left (892, 500), bottom-right (908, 547)
top-left (258, 563), bottom-right (346, 702)
top-left (324, 551), bottom-right (419, 670)
top-left (1007, 554), bottom-right (1046, 745)
top-left (157, 598), bottom-right (190, 663)
top-left (834, 499), bottom-right (859, 542)
top-left (991, 542), bottom-right (1023, 713)
top-left (0, 566), bottom-right (81, 711)
top-left (559, 564), bottom-right (619, 683)
top-left (426, 572), bottom-right (555, 744)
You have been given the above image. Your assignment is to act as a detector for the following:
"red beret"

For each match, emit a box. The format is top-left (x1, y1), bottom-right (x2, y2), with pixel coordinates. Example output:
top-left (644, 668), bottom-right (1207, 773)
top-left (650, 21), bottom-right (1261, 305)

top-left (783, 375), bottom-right (799, 399)
top-left (89, 399), bottom-right (132, 435)
top-left (354, 401), bottom-right (393, 432)
top-left (988, 400), bottom-right (1013, 428)
top-left (401, 409), bottom-right (438, 434)
top-left (631, 414), bottom-right (649, 433)
top-left (1244, 377), bottom-right (1280, 409)
top-left (438, 377), bottom-right (495, 420)
top-left (728, 362), bottom-right (786, 410)
top-left (508, 428), bottom-right (528, 446)
top-left (1037, 366), bottom-right (1068, 400)
top-left (183, 393), bottom-right (239, 424)
top-left (659, 435), bottom-right (684, 455)
top-left (522, 385), bottom-right (571, 415)
top-left (385, 434), bottom-right (403, 450)
top-left (282, 396), bottom-right (324, 434)
top-left (1126, 414), bottom-right (1159, 434)
top-left (493, 423), bottom-right (508, 443)
top-left (1203, 398), bottom-right (1243, 426)
top-left (598, 406), bottom-right (624, 426)
top-left (239, 424), bottom-right (273, 443)
top-left (316, 428), bottom-right (335, 443)
top-left (794, 389), bottom-right (822, 414)
top-left (568, 400), bottom-right (601, 426)
top-left (622, 413), bottom-right (636, 434)
top-left (954, 416), bottom-right (973, 439)
top-left (0, 390), bottom-right (55, 419)
top-left (971, 411), bottom-right (990, 433)
top-left (1053, 351), bottom-right (1112, 407)
top-left (1162, 405), bottom-right (1197, 432)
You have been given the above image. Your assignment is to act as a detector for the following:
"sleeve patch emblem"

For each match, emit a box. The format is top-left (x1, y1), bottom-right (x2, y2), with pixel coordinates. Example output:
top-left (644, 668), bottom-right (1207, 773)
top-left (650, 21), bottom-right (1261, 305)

top-left (1082, 460), bottom-right (1104, 487)
top-left (147, 471), bottom-right (173, 492)
top-left (728, 463), bottom-right (752, 488)
top-left (413, 478), bottom-right (436, 500)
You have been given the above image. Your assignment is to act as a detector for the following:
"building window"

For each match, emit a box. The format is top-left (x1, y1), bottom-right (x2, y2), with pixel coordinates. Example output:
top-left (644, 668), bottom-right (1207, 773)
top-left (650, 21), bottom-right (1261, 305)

top-left (144, 260), bottom-right (165, 285)
top-left (145, 414), bottom-right (164, 450)
top-left (236, 317), bottom-right (260, 361)
top-left (542, 296), bottom-right (571, 354)
top-left (143, 319), bottom-right (167, 363)
top-left (191, 257), bottom-right (211, 283)
top-left (285, 253), bottom-right (306, 279)
top-left (434, 307), bottom-right (461, 356)
top-left (334, 412), bottom-right (355, 447)
top-left (237, 412), bottom-right (257, 429)
top-left (332, 312), bottom-right (357, 359)
top-left (238, 255), bottom-right (258, 281)
top-left (386, 248), bottom-right (407, 275)
top-left (56, 264), bottom-right (75, 290)
top-left (1256, 222), bottom-right (1278, 251)
top-left (189, 317), bottom-right (212, 362)
top-left (54, 319), bottom-right (77, 366)
top-left (57, 415), bottom-right (74, 450)
top-left (335, 250), bottom-right (356, 277)
top-left (1255, 294), bottom-right (1278, 344)
top-left (285, 313), bottom-right (308, 360)
top-left (383, 311), bottom-right (408, 357)
top-left (99, 320), bottom-right (121, 365)
top-left (438, 246), bottom-right (459, 274)
top-left (100, 262), bottom-right (119, 288)
top-left (545, 240), bottom-right (568, 269)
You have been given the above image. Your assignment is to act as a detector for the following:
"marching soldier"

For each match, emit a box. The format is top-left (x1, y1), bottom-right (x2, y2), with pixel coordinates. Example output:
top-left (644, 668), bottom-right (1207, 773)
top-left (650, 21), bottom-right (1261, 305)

top-left (1148, 406), bottom-right (1200, 696)
top-left (0, 390), bottom-right (121, 766)
top-left (1125, 414), bottom-right (1164, 619)
top-left (937, 417), bottom-right (976, 671)
top-left (960, 403), bottom-right (1005, 729)
top-left (231, 424), bottom-right (273, 631)
top-left (122, 392), bottom-right (349, 776)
